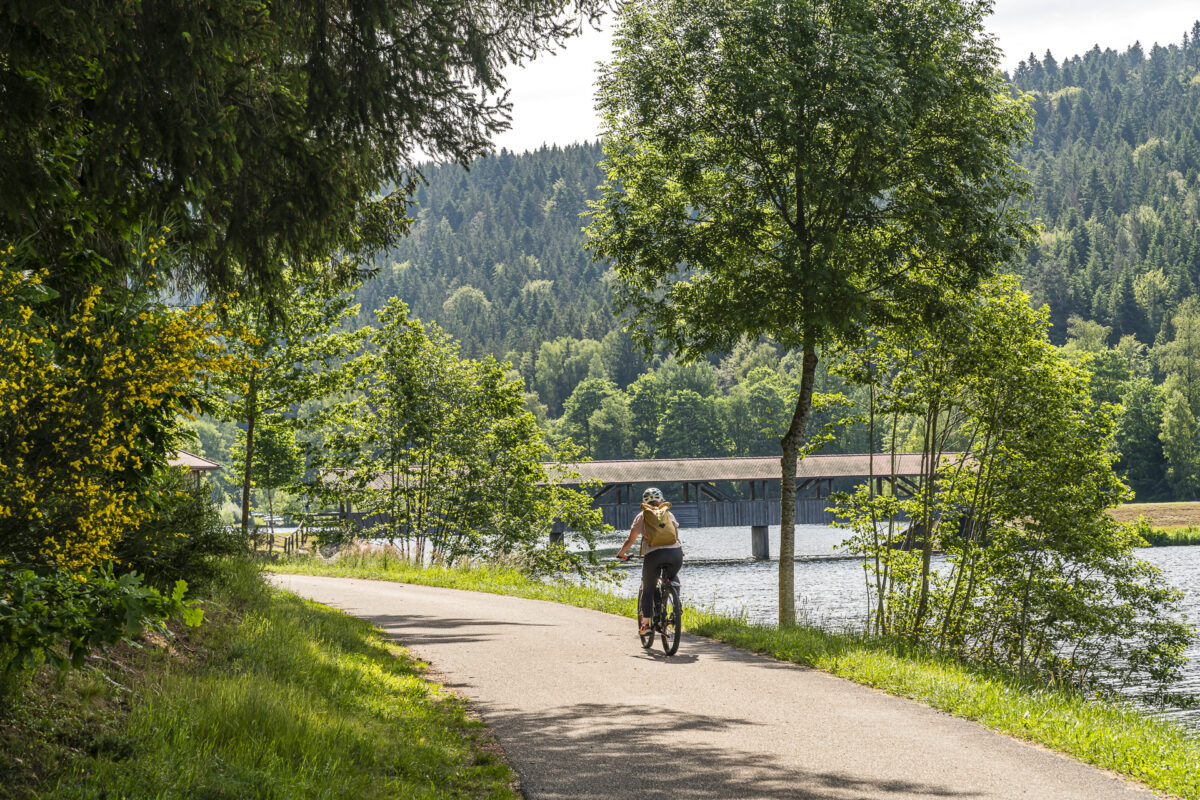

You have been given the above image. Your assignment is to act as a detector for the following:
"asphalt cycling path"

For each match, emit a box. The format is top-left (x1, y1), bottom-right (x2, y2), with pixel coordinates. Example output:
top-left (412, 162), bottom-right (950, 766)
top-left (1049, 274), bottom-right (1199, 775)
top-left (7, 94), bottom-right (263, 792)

top-left (269, 574), bottom-right (1170, 800)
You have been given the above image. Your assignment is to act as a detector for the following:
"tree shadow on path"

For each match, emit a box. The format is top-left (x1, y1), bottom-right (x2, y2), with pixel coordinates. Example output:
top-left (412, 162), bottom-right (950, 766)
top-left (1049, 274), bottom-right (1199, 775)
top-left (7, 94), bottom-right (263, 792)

top-left (484, 702), bottom-right (984, 800)
top-left (361, 612), bottom-right (550, 647)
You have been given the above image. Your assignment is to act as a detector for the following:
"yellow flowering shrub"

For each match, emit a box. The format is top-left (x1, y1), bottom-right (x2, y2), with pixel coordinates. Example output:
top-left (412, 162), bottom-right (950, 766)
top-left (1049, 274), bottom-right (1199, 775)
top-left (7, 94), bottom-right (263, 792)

top-left (0, 246), bottom-right (232, 571)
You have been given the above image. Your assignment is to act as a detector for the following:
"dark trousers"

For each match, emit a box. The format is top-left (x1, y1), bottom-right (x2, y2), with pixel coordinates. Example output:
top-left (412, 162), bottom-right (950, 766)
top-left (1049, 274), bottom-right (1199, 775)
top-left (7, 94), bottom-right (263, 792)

top-left (640, 547), bottom-right (683, 618)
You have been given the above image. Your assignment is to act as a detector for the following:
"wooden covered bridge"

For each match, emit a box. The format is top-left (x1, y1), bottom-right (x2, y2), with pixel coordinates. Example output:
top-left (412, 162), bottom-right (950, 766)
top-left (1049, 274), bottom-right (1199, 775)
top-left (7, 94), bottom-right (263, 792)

top-left (549, 453), bottom-right (934, 558)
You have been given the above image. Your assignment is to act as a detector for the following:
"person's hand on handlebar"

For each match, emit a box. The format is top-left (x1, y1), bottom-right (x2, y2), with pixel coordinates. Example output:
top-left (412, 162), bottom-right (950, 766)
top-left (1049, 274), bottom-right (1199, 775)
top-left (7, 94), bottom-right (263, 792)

top-left (617, 548), bottom-right (630, 561)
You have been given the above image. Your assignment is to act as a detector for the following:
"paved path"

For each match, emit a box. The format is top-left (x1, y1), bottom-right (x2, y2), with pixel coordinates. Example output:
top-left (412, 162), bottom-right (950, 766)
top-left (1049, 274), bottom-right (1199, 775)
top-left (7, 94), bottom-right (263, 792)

top-left (270, 574), bottom-right (1169, 800)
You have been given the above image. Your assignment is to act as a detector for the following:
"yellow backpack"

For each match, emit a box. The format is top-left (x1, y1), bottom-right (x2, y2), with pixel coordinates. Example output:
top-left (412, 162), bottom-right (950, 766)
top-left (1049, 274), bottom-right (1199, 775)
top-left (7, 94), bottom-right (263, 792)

top-left (641, 502), bottom-right (678, 547)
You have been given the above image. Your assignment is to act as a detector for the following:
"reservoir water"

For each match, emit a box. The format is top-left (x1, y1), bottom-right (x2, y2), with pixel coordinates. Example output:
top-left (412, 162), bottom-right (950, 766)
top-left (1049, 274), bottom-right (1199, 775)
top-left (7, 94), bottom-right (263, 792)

top-left (596, 525), bottom-right (1200, 730)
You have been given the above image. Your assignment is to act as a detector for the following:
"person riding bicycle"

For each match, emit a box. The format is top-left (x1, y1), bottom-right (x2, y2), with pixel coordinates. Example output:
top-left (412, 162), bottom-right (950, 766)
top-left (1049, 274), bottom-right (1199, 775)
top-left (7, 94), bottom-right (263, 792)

top-left (616, 487), bottom-right (683, 636)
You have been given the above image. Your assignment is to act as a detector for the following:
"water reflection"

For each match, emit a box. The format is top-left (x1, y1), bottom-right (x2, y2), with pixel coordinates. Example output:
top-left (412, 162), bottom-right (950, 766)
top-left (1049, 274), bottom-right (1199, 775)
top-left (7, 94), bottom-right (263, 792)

top-left (596, 525), bottom-right (1199, 729)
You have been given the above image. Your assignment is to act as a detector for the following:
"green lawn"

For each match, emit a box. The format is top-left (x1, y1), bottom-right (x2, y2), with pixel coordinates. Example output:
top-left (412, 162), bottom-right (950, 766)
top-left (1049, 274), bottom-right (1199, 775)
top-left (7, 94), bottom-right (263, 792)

top-left (269, 551), bottom-right (1200, 800)
top-left (0, 560), bottom-right (518, 800)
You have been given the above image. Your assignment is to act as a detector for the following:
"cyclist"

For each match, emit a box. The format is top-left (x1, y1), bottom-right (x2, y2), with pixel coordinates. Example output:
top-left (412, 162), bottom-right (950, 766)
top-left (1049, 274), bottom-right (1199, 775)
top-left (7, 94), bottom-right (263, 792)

top-left (616, 487), bottom-right (683, 636)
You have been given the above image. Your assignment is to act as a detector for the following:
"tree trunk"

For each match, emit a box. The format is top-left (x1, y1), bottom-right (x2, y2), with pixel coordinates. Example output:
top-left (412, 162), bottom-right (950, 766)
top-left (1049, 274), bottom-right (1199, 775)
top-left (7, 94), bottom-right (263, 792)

top-left (1017, 547), bottom-right (1042, 678)
top-left (778, 338), bottom-right (818, 627)
top-left (911, 401), bottom-right (939, 639)
top-left (240, 372), bottom-right (258, 541)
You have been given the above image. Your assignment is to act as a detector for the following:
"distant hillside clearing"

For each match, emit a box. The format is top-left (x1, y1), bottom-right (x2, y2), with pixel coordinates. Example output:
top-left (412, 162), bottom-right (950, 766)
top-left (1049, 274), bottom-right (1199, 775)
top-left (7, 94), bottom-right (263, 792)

top-left (1110, 502), bottom-right (1200, 529)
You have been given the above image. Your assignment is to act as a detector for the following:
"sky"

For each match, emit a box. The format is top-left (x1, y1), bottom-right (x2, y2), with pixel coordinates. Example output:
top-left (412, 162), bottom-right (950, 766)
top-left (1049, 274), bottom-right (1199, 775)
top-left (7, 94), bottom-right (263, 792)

top-left (490, 0), bottom-right (1200, 155)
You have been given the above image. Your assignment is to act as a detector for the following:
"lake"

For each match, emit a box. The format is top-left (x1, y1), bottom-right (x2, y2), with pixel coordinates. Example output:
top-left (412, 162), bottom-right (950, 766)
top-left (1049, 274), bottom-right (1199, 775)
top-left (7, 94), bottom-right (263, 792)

top-left (595, 525), bottom-right (1200, 729)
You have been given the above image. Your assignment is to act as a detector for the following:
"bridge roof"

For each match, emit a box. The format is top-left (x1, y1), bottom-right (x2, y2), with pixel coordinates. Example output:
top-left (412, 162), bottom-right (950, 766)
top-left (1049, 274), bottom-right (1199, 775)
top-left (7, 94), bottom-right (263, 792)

top-left (168, 450), bottom-right (220, 472)
top-left (549, 453), bottom-right (939, 485)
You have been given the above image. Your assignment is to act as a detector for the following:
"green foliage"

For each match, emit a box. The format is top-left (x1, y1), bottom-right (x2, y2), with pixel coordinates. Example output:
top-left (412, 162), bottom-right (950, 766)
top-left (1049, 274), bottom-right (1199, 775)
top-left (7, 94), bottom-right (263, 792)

top-left (655, 391), bottom-right (730, 458)
top-left (1133, 520), bottom-right (1200, 546)
top-left (834, 277), bottom-right (1193, 688)
top-left (1161, 388), bottom-right (1200, 497)
top-left (342, 28), bottom-right (1200, 495)
top-left (231, 419), bottom-right (305, 538)
top-left (589, 393), bottom-right (634, 460)
top-left (184, 416), bottom-right (241, 502)
top-left (1012, 28), bottom-right (1200, 341)
top-left (587, 0), bottom-right (1032, 626)
top-left (316, 300), bottom-right (608, 570)
top-left (213, 275), bottom-right (369, 534)
top-left (113, 468), bottom-right (245, 592)
top-left (533, 336), bottom-right (607, 416)
top-left (627, 372), bottom-right (667, 457)
top-left (1117, 378), bottom-right (1169, 499)
top-left (588, 0), bottom-right (1031, 360)
top-left (246, 423), bottom-right (304, 496)
top-left (0, 0), bottom-right (607, 303)
top-left (0, 251), bottom-right (231, 572)
top-left (559, 377), bottom-right (619, 453)
top-left (722, 368), bottom-right (793, 457)
top-left (359, 144), bottom-right (613, 366)
top-left (0, 566), bottom-right (201, 675)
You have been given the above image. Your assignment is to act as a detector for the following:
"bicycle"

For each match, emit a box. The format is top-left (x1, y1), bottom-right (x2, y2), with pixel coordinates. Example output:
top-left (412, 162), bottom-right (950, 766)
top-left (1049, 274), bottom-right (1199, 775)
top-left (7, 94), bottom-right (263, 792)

top-left (638, 561), bottom-right (682, 656)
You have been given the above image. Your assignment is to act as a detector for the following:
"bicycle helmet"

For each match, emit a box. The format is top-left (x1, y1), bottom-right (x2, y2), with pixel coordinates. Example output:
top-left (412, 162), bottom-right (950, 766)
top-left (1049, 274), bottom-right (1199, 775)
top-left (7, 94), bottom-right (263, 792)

top-left (642, 487), bottom-right (664, 504)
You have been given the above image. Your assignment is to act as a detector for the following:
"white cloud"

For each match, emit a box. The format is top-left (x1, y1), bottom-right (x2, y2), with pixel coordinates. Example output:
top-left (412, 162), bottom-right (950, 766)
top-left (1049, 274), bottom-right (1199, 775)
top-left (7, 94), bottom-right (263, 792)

top-left (492, 23), bottom-right (612, 154)
top-left (989, 0), bottom-right (1197, 69)
top-left (492, 1), bottom-right (1200, 154)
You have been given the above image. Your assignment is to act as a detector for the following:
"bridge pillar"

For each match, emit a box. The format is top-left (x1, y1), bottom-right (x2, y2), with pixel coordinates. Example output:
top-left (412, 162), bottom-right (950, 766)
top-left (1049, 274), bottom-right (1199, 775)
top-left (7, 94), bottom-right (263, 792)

top-left (550, 520), bottom-right (566, 545)
top-left (751, 525), bottom-right (769, 560)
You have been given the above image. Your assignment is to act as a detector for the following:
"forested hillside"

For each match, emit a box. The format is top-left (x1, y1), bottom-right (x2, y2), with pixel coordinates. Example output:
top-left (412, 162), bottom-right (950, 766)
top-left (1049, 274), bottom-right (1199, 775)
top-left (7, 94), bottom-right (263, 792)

top-left (1014, 24), bottom-right (1200, 343)
top-left (360, 144), bottom-right (612, 360)
top-left (359, 24), bottom-right (1200, 500)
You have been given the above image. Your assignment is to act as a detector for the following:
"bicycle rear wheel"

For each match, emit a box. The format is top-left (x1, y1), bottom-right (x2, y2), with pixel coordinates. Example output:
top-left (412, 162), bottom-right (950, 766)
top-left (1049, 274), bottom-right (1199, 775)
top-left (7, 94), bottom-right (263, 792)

top-left (660, 581), bottom-right (681, 656)
top-left (638, 584), bottom-right (655, 649)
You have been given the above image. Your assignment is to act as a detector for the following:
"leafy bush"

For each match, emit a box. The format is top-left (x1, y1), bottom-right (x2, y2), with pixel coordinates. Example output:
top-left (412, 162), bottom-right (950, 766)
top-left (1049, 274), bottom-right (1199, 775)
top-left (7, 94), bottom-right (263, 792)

top-left (0, 564), bottom-right (202, 676)
top-left (0, 253), bottom-right (231, 572)
top-left (834, 278), bottom-right (1194, 689)
top-left (113, 467), bottom-right (246, 590)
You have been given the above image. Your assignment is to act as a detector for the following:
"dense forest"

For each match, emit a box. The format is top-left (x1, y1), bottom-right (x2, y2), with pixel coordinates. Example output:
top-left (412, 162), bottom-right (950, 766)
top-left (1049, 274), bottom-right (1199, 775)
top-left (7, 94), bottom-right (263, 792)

top-left (1013, 22), bottom-right (1200, 342)
top-left (355, 25), bottom-right (1200, 501)
top-left (359, 145), bottom-right (613, 361)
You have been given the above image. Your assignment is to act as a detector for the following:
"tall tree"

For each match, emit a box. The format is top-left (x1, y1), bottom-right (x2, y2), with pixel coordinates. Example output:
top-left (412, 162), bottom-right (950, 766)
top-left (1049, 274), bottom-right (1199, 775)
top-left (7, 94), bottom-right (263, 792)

top-left (1, 1), bottom-right (609, 302)
top-left (1160, 389), bottom-right (1200, 499)
top-left (318, 299), bottom-right (606, 569)
top-left (231, 419), bottom-right (304, 540)
top-left (215, 275), bottom-right (367, 536)
top-left (656, 391), bottom-right (731, 459)
top-left (835, 277), bottom-right (1189, 684)
top-left (559, 377), bottom-right (620, 455)
top-left (1117, 377), bottom-right (1168, 500)
top-left (627, 373), bottom-right (666, 457)
top-left (587, 0), bottom-right (1032, 624)
top-left (1155, 296), bottom-right (1200, 416)
top-left (590, 394), bottom-right (634, 459)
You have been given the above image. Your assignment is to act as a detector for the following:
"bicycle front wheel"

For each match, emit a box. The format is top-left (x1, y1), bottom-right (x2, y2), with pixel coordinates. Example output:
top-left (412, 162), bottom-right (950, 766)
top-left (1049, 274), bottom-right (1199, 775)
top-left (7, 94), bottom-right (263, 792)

top-left (660, 582), bottom-right (681, 656)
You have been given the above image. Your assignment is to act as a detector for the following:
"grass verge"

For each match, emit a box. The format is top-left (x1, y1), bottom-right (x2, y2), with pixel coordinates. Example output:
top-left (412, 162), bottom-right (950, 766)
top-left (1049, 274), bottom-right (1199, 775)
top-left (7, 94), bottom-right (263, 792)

top-left (269, 551), bottom-right (1200, 800)
top-left (1140, 526), bottom-right (1200, 546)
top-left (0, 559), bottom-right (518, 800)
